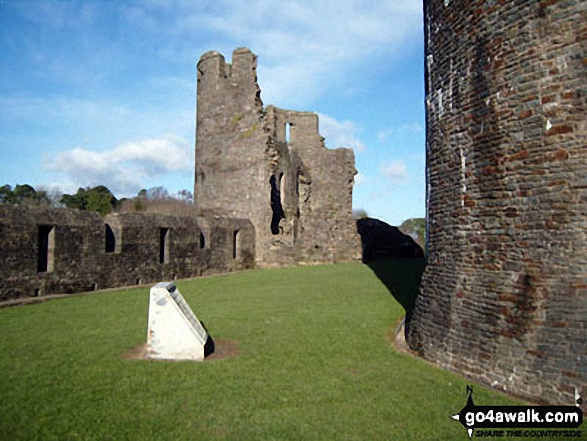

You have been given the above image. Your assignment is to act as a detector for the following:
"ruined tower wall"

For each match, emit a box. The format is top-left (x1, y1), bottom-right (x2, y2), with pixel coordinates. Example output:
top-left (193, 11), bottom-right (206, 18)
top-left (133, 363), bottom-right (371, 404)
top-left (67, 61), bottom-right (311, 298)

top-left (407, 0), bottom-right (586, 406)
top-left (267, 107), bottom-right (360, 264)
top-left (0, 205), bottom-right (255, 301)
top-left (194, 48), bottom-right (267, 218)
top-left (194, 48), bottom-right (272, 264)
top-left (195, 48), bottom-right (360, 267)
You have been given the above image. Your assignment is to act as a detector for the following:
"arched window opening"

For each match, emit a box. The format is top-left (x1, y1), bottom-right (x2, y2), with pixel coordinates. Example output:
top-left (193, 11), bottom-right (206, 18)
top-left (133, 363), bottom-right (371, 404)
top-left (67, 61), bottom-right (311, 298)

top-left (105, 224), bottom-right (116, 253)
top-left (285, 122), bottom-right (291, 143)
top-left (233, 230), bottom-right (240, 259)
top-left (199, 232), bottom-right (206, 249)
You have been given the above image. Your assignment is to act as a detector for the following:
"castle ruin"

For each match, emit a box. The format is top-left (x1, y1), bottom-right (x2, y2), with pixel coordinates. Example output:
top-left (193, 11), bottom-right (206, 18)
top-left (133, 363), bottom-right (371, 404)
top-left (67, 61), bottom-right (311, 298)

top-left (0, 48), bottom-right (360, 300)
top-left (0, 0), bottom-right (585, 409)
top-left (194, 48), bottom-right (360, 266)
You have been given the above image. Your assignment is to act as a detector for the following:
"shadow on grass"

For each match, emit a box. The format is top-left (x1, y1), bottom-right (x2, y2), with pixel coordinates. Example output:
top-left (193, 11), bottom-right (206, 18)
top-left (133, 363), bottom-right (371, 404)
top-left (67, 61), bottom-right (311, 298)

top-left (365, 258), bottom-right (426, 315)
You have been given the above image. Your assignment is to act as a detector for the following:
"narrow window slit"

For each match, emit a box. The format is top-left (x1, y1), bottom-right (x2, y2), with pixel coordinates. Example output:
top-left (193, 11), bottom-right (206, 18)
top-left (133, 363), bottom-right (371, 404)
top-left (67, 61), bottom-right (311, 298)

top-left (37, 225), bottom-right (55, 273)
top-left (159, 228), bottom-right (169, 263)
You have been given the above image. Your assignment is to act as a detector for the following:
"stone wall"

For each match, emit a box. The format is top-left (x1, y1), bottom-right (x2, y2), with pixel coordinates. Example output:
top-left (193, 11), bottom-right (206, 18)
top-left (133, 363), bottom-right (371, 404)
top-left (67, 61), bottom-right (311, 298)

top-left (0, 47), bottom-right (360, 301)
top-left (194, 48), bottom-right (360, 267)
top-left (407, 0), bottom-right (586, 407)
top-left (0, 205), bottom-right (255, 301)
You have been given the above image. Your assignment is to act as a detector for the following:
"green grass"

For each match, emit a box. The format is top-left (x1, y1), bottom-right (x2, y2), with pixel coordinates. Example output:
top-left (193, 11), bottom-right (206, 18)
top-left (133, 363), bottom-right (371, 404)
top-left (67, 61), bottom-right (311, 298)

top-left (0, 262), bottom-right (542, 440)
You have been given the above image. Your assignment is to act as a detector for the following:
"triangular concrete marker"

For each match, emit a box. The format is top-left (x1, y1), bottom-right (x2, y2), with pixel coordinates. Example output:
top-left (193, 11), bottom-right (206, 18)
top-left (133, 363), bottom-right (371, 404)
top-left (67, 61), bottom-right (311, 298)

top-left (147, 282), bottom-right (208, 361)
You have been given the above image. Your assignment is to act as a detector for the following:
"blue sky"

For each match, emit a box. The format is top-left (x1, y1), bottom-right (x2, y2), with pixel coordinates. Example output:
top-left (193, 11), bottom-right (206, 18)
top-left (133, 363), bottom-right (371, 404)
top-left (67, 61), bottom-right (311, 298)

top-left (0, 0), bottom-right (425, 226)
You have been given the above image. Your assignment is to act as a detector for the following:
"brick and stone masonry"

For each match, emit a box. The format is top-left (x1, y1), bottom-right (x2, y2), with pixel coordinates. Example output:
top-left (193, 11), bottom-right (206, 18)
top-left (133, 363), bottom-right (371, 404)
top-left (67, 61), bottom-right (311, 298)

top-left (407, 0), bottom-right (586, 407)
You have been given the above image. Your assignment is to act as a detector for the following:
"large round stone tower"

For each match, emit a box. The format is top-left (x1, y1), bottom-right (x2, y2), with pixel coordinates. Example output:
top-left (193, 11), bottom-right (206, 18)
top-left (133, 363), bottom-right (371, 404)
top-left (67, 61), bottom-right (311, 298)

top-left (407, 0), bottom-right (586, 407)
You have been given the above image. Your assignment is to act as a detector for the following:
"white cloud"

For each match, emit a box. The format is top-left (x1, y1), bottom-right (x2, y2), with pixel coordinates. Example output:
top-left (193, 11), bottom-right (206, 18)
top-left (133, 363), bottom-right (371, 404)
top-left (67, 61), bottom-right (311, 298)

top-left (380, 160), bottom-right (409, 184)
top-left (354, 173), bottom-right (366, 185)
top-left (44, 136), bottom-right (193, 195)
top-left (149, 0), bottom-right (423, 107)
top-left (317, 113), bottom-right (365, 153)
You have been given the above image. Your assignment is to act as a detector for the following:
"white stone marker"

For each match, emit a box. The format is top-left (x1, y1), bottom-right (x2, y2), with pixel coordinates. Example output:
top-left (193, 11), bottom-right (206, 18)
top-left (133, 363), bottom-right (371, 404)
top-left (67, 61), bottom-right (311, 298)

top-left (147, 282), bottom-right (208, 361)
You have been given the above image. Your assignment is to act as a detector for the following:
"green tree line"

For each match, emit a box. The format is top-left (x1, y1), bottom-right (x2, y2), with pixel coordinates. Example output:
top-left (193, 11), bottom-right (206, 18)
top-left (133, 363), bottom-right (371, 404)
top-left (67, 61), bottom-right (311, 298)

top-left (0, 184), bottom-right (193, 216)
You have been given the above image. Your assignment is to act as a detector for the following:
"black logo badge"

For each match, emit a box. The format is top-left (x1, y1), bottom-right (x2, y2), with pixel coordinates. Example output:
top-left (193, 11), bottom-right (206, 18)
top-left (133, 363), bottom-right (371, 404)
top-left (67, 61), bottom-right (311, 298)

top-left (451, 386), bottom-right (583, 438)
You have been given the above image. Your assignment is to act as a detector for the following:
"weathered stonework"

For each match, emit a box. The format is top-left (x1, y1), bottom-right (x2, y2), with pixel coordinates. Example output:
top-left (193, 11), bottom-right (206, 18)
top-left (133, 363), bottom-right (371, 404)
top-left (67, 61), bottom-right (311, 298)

top-left (194, 48), bottom-right (360, 267)
top-left (0, 205), bottom-right (254, 301)
top-left (407, 0), bottom-right (586, 407)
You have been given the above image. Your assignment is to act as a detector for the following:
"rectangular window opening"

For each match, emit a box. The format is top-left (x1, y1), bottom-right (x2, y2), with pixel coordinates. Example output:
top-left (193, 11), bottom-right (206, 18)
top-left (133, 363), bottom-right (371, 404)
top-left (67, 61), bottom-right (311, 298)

top-left (159, 228), bottom-right (169, 263)
top-left (233, 230), bottom-right (240, 259)
top-left (37, 225), bottom-right (55, 273)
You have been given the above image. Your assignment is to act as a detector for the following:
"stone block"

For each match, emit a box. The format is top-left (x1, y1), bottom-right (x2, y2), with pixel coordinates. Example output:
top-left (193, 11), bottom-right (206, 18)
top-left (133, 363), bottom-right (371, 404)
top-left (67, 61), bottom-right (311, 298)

top-left (146, 282), bottom-right (209, 361)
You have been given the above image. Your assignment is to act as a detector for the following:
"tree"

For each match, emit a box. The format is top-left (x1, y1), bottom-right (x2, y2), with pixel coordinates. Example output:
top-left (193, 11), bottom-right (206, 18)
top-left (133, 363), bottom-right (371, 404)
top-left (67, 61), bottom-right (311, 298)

top-left (13, 184), bottom-right (37, 201)
top-left (177, 189), bottom-right (194, 204)
top-left (86, 190), bottom-right (114, 215)
top-left (61, 188), bottom-right (88, 210)
top-left (352, 208), bottom-right (369, 219)
top-left (0, 185), bottom-right (15, 204)
top-left (36, 186), bottom-right (64, 208)
top-left (147, 186), bottom-right (170, 201)
top-left (60, 186), bottom-right (119, 215)
top-left (137, 188), bottom-right (148, 199)
top-left (399, 218), bottom-right (425, 248)
top-left (0, 184), bottom-right (51, 206)
top-left (118, 187), bottom-right (195, 215)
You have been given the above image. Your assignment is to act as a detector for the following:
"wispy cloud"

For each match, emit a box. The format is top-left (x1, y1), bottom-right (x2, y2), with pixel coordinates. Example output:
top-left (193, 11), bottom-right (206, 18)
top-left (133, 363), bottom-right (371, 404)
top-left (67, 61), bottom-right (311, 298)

top-left (377, 122), bottom-right (423, 143)
top-left (380, 160), bottom-right (409, 184)
top-left (401, 122), bottom-right (424, 133)
top-left (377, 129), bottom-right (394, 144)
top-left (15, 1), bottom-right (77, 28)
top-left (138, 0), bottom-right (422, 107)
top-left (0, 95), bottom-right (134, 123)
top-left (43, 136), bottom-right (193, 195)
top-left (318, 113), bottom-right (365, 153)
top-left (0, 94), bottom-right (193, 141)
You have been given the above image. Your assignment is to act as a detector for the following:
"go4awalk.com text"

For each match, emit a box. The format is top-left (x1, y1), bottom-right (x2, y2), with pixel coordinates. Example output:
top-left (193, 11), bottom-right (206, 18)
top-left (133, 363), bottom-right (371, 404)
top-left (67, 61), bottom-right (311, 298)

top-left (451, 386), bottom-right (583, 438)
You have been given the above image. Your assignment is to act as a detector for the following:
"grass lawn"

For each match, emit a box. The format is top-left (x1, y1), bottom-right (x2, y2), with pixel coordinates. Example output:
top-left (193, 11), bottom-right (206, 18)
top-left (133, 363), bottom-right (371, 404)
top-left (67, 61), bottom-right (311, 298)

top-left (0, 261), bottom-right (548, 440)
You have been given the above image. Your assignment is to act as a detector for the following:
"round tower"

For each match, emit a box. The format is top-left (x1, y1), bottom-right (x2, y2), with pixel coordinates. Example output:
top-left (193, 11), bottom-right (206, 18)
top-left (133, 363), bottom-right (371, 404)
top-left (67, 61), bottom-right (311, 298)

top-left (407, 0), bottom-right (586, 407)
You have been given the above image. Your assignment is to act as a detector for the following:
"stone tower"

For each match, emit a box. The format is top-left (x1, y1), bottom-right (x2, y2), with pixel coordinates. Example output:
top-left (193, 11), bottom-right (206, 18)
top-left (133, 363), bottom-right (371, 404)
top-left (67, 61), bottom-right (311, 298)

top-left (194, 48), bottom-right (360, 266)
top-left (407, 0), bottom-right (586, 407)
